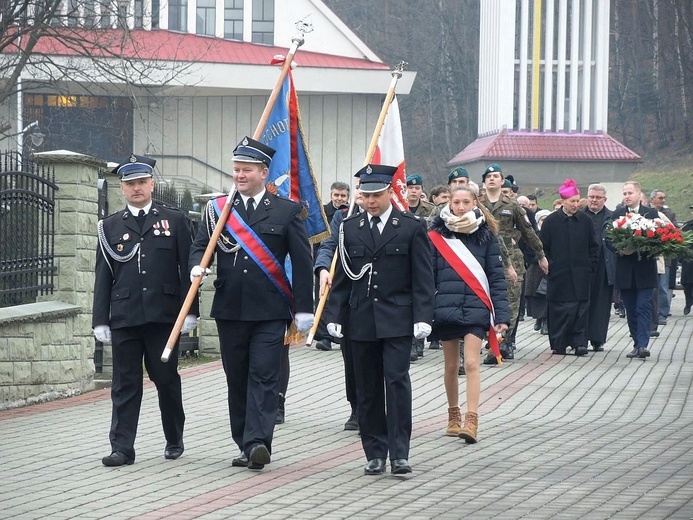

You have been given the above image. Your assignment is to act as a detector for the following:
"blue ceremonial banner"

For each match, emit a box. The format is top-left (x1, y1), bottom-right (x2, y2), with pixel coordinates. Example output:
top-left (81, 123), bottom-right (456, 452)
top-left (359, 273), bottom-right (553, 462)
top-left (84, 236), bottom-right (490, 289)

top-left (260, 70), bottom-right (329, 244)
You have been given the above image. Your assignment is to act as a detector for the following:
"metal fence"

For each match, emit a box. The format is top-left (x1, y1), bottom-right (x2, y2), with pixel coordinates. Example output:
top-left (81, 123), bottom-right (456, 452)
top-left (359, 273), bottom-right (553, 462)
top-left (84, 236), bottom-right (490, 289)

top-left (0, 152), bottom-right (58, 308)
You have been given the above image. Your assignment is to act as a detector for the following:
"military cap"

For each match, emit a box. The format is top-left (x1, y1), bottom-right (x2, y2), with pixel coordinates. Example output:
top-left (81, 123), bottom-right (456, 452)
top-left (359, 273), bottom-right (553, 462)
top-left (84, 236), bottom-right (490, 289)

top-left (447, 167), bottom-right (469, 184)
top-left (355, 164), bottom-right (398, 193)
top-left (502, 179), bottom-right (513, 189)
top-left (113, 154), bottom-right (156, 181)
top-left (233, 136), bottom-right (275, 167)
top-left (406, 174), bottom-right (424, 186)
top-left (482, 163), bottom-right (504, 182)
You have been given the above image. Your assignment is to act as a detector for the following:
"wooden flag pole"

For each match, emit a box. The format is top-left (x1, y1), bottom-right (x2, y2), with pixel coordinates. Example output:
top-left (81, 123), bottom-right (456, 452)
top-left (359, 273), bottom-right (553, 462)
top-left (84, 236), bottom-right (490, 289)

top-left (161, 29), bottom-right (310, 362)
top-left (305, 62), bottom-right (407, 347)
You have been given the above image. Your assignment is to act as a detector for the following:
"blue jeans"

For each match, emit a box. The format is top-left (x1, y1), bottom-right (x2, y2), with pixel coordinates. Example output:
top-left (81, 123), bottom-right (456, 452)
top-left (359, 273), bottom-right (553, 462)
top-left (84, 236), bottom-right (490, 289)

top-left (621, 288), bottom-right (654, 349)
top-left (658, 268), bottom-right (670, 319)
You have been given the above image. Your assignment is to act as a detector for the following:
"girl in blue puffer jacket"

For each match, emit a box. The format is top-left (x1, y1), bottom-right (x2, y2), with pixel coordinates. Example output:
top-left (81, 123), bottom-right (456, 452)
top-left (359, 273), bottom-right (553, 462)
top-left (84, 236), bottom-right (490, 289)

top-left (429, 186), bottom-right (510, 443)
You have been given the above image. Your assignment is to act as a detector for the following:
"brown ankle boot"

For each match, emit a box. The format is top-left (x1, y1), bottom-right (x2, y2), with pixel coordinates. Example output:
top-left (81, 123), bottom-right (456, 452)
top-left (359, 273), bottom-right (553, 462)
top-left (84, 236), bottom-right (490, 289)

top-left (458, 411), bottom-right (478, 443)
top-left (446, 407), bottom-right (462, 437)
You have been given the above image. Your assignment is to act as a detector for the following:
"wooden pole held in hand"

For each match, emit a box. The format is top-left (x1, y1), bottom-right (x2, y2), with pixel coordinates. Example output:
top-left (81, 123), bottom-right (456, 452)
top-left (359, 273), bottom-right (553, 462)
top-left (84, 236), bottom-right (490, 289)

top-left (305, 62), bottom-right (407, 346)
top-left (161, 32), bottom-right (308, 362)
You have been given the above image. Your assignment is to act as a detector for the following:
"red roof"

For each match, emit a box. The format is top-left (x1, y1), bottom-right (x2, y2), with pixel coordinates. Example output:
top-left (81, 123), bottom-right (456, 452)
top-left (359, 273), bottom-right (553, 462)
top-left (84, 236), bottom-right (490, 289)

top-left (448, 129), bottom-right (642, 165)
top-left (16, 28), bottom-right (389, 70)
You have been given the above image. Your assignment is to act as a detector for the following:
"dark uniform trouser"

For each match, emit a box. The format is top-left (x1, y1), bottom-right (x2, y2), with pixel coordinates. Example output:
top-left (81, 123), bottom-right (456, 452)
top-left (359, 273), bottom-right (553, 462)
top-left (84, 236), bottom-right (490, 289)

top-left (341, 334), bottom-right (357, 410)
top-left (351, 336), bottom-right (412, 461)
top-left (216, 319), bottom-right (285, 456)
top-left (110, 324), bottom-right (185, 461)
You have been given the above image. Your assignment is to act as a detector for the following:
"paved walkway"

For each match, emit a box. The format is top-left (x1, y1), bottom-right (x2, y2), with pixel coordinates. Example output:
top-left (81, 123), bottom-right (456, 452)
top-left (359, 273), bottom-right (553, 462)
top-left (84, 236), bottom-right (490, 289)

top-left (1, 297), bottom-right (693, 520)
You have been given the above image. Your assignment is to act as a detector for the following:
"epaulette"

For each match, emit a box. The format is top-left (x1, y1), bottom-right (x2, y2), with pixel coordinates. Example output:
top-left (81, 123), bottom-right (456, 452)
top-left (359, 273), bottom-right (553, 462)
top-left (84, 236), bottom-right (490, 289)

top-left (400, 211), bottom-right (421, 220)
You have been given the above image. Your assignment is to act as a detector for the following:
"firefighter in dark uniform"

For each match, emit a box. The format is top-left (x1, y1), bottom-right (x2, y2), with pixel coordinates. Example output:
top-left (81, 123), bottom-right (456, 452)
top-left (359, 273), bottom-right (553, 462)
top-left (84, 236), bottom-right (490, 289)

top-left (326, 164), bottom-right (434, 476)
top-left (480, 164), bottom-right (547, 363)
top-left (189, 137), bottom-right (314, 471)
top-left (93, 154), bottom-right (199, 467)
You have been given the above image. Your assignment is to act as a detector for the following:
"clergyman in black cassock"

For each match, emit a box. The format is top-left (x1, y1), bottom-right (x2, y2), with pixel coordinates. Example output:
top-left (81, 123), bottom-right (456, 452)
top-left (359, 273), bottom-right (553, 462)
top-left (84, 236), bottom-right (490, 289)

top-left (540, 180), bottom-right (599, 356)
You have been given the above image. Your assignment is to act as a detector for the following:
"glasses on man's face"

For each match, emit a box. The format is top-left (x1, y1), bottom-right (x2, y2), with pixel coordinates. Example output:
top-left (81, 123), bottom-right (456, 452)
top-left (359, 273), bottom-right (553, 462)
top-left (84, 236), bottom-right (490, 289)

top-left (588, 196), bottom-right (604, 200)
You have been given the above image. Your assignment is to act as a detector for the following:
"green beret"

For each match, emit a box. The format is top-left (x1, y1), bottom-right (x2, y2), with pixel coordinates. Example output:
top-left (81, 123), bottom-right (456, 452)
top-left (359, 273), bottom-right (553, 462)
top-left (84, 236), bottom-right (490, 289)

top-left (482, 163), bottom-right (504, 182)
top-left (447, 167), bottom-right (469, 183)
top-left (406, 174), bottom-right (424, 186)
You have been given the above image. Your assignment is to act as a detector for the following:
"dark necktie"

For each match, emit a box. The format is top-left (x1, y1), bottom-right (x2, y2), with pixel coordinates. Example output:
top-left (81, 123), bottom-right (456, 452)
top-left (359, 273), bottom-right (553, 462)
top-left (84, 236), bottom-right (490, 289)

top-left (371, 215), bottom-right (381, 240)
top-left (246, 198), bottom-right (255, 219)
top-left (135, 209), bottom-right (146, 229)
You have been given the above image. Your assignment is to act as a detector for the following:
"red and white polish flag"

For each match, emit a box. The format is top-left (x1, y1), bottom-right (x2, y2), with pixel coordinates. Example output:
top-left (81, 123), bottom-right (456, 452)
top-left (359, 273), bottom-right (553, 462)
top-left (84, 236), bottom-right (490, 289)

top-left (372, 95), bottom-right (408, 211)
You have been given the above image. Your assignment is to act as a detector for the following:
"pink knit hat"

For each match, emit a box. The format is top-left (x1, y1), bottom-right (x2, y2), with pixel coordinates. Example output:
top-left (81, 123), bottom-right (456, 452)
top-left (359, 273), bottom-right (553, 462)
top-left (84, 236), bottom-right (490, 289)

top-left (558, 179), bottom-right (580, 199)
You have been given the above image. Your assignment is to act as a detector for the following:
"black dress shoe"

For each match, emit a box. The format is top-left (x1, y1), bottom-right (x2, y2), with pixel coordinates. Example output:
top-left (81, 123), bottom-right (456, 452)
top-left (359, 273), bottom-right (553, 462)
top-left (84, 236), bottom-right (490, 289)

top-left (164, 445), bottom-right (184, 460)
top-left (637, 348), bottom-right (651, 359)
top-left (551, 349), bottom-right (566, 355)
top-left (232, 452), bottom-right (248, 467)
top-left (540, 323), bottom-right (549, 335)
top-left (391, 459), bottom-right (412, 475)
top-left (315, 339), bottom-right (332, 351)
top-left (102, 451), bottom-right (134, 467)
top-left (428, 340), bottom-right (440, 350)
top-left (364, 458), bottom-right (386, 475)
top-left (591, 342), bottom-right (604, 352)
top-left (248, 444), bottom-right (270, 470)
top-left (482, 352), bottom-right (499, 365)
top-left (344, 411), bottom-right (359, 431)
top-left (684, 305), bottom-right (691, 315)
top-left (533, 319), bottom-right (542, 331)
top-left (650, 330), bottom-right (660, 337)
top-left (574, 346), bottom-right (589, 356)
top-left (626, 348), bottom-right (640, 358)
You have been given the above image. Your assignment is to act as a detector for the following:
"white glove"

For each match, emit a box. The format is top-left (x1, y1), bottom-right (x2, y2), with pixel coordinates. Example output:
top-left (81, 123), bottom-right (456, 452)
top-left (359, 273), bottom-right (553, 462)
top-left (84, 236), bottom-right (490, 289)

top-left (294, 312), bottom-right (315, 334)
top-left (180, 315), bottom-right (198, 334)
top-left (327, 323), bottom-right (343, 339)
top-left (190, 265), bottom-right (211, 284)
top-left (413, 322), bottom-right (432, 340)
top-left (93, 325), bottom-right (112, 344)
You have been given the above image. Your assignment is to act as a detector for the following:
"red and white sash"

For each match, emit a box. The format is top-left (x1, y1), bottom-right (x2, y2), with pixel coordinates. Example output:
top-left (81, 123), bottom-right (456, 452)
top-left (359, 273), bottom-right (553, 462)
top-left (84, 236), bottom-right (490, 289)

top-left (429, 230), bottom-right (502, 363)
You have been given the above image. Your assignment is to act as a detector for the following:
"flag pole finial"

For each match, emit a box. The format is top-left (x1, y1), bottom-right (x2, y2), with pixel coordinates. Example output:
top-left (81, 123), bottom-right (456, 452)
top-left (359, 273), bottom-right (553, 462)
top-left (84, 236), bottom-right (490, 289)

top-left (293, 16), bottom-right (314, 46)
top-left (392, 61), bottom-right (408, 79)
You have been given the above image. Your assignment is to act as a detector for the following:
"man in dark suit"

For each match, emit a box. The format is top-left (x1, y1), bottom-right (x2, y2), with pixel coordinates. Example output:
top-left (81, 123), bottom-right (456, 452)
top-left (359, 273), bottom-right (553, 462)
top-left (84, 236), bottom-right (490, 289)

top-left (583, 183), bottom-right (617, 351)
top-left (189, 137), bottom-right (314, 470)
top-left (93, 154), bottom-right (199, 467)
top-left (607, 181), bottom-right (659, 359)
top-left (326, 164), bottom-right (434, 476)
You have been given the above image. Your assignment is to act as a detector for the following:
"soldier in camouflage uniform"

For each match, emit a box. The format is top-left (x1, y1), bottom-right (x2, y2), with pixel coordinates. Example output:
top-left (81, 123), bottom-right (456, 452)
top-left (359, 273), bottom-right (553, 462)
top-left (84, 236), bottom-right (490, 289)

top-left (405, 174), bottom-right (435, 361)
top-left (480, 164), bottom-right (548, 363)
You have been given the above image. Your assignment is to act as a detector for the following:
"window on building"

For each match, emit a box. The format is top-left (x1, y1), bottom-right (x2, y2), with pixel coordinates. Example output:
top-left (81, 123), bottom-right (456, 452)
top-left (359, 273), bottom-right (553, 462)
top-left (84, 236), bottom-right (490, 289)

top-left (196, 0), bottom-right (215, 36)
top-left (134, 0), bottom-right (144, 28)
top-left (23, 94), bottom-right (134, 161)
top-left (151, 0), bottom-right (160, 28)
top-left (224, 0), bottom-right (243, 40)
top-left (116, 0), bottom-right (128, 28)
top-left (252, 0), bottom-right (274, 45)
top-left (100, 0), bottom-right (112, 27)
top-left (66, 0), bottom-right (80, 27)
top-left (83, 0), bottom-right (98, 28)
top-left (169, 0), bottom-right (187, 32)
